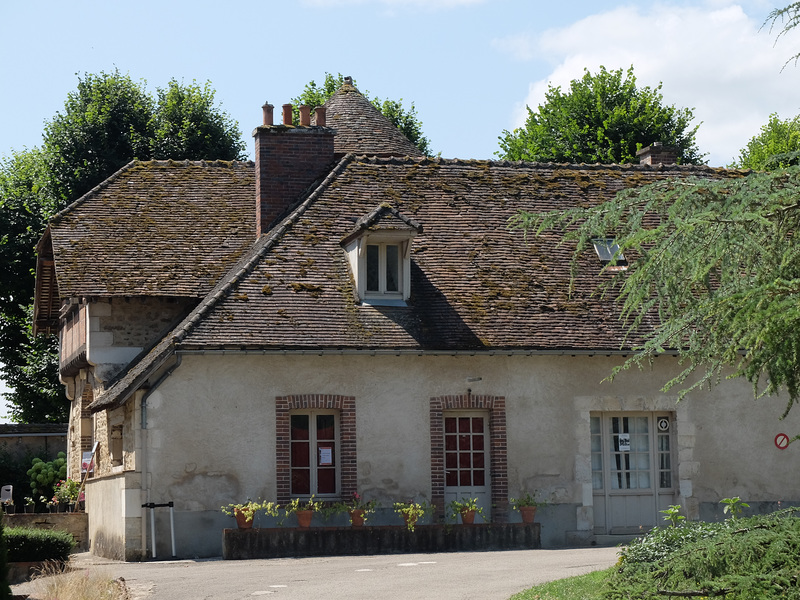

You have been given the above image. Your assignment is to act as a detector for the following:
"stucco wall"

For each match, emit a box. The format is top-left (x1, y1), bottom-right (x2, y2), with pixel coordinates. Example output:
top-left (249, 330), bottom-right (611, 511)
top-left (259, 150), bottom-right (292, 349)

top-left (86, 472), bottom-right (142, 561)
top-left (103, 352), bottom-right (800, 558)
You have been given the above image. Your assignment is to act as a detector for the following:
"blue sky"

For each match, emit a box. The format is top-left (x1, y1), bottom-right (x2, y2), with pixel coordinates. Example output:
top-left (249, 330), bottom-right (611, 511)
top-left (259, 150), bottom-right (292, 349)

top-left (1, 0), bottom-right (799, 420)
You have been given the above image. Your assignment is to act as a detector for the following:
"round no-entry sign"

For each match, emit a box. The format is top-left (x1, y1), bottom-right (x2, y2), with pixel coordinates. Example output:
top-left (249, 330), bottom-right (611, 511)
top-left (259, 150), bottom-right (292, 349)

top-left (775, 433), bottom-right (791, 450)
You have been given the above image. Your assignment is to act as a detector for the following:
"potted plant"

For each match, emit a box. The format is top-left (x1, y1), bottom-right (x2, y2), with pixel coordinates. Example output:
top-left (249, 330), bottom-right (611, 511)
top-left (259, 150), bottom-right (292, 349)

top-left (284, 496), bottom-right (322, 528)
top-left (54, 478), bottom-right (80, 511)
top-left (23, 497), bottom-right (35, 513)
top-left (393, 500), bottom-right (432, 532)
top-left (42, 495), bottom-right (56, 513)
top-left (221, 500), bottom-right (279, 529)
top-left (510, 491), bottom-right (543, 524)
top-left (2, 498), bottom-right (14, 515)
top-left (447, 497), bottom-right (485, 525)
top-left (332, 492), bottom-right (379, 526)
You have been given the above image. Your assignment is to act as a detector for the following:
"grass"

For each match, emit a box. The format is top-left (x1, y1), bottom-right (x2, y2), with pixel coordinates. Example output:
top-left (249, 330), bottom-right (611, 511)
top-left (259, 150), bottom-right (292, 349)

top-left (30, 562), bottom-right (130, 600)
top-left (509, 568), bottom-right (611, 600)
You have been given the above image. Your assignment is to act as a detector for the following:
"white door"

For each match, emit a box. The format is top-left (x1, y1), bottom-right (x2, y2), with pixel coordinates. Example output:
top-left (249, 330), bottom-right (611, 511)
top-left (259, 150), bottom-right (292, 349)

top-left (591, 413), bottom-right (675, 534)
top-left (443, 412), bottom-right (490, 523)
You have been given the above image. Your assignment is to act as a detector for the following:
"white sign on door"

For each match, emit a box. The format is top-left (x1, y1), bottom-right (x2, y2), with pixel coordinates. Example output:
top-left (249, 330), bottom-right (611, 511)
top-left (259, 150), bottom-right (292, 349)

top-left (618, 434), bottom-right (631, 452)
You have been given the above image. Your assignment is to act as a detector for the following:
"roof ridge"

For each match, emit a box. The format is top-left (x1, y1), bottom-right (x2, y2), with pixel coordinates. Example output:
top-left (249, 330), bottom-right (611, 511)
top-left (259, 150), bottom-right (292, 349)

top-left (350, 155), bottom-right (737, 173)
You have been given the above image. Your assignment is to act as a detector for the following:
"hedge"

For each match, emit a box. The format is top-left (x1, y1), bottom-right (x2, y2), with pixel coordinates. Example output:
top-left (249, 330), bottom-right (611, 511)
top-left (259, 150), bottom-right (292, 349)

top-left (4, 527), bottom-right (75, 563)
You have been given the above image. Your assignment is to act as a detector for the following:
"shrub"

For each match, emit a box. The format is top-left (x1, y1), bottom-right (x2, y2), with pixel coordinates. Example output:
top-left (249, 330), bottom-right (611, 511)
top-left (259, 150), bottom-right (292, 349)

top-left (0, 512), bottom-right (12, 600)
top-left (608, 509), bottom-right (800, 599)
top-left (4, 527), bottom-right (75, 563)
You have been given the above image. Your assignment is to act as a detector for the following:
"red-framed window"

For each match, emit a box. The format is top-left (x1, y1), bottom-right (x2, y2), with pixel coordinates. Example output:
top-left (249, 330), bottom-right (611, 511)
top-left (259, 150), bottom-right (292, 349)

top-left (290, 412), bottom-right (338, 496)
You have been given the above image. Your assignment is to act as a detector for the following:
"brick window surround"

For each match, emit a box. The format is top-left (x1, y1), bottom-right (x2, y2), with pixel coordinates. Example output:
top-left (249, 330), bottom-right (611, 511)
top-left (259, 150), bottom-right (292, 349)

top-left (275, 394), bottom-right (357, 504)
top-left (430, 394), bottom-right (508, 523)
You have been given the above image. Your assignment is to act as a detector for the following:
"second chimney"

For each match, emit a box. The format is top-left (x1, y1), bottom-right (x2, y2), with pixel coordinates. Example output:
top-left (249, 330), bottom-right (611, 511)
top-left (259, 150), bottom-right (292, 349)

top-left (636, 142), bottom-right (679, 165)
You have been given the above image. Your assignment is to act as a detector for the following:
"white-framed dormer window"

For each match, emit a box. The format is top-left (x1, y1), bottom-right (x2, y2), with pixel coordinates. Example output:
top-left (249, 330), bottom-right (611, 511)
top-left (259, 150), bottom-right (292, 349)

top-left (592, 238), bottom-right (627, 270)
top-left (341, 204), bottom-right (422, 306)
top-left (366, 242), bottom-right (400, 294)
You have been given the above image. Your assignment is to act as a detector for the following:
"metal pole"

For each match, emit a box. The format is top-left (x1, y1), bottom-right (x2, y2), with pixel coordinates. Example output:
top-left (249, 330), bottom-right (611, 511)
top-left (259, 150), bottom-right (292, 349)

top-left (150, 505), bottom-right (156, 559)
top-left (169, 502), bottom-right (176, 558)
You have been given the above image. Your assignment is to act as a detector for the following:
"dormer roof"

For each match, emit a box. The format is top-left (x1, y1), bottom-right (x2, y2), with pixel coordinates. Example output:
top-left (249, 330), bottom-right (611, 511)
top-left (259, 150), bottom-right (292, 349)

top-left (341, 203), bottom-right (423, 246)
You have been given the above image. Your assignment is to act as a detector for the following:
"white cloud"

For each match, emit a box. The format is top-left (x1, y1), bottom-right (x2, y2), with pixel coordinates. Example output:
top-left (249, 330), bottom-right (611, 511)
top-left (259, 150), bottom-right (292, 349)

top-left (494, 2), bottom-right (800, 166)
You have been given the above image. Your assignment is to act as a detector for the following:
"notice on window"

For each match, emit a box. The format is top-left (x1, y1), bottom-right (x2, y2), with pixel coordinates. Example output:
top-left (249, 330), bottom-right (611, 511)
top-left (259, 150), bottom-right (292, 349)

top-left (81, 451), bottom-right (94, 473)
top-left (319, 446), bottom-right (333, 466)
top-left (618, 434), bottom-right (631, 452)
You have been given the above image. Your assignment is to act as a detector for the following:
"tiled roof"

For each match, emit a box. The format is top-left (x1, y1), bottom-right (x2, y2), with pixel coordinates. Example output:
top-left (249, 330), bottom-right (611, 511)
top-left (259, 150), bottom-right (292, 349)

top-left (317, 82), bottom-right (425, 158)
top-left (90, 156), bottom-right (742, 412)
top-left (49, 160), bottom-right (255, 298)
top-left (178, 157), bottom-right (741, 352)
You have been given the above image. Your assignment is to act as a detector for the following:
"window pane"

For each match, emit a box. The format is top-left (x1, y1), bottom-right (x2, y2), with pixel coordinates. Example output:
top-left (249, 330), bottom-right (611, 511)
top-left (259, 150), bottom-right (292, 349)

top-left (660, 472), bottom-right (672, 488)
top-left (291, 415), bottom-right (309, 440)
top-left (317, 414), bottom-right (335, 440)
top-left (592, 472), bottom-right (603, 489)
top-left (445, 417), bottom-right (457, 433)
top-left (472, 417), bottom-right (484, 433)
top-left (366, 244), bottom-right (379, 291)
top-left (459, 435), bottom-right (471, 451)
top-left (473, 435), bottom-right (484, 451)
top-left (459, 418), bottom-right (470, 433)
top-left (446, 470), bottom-right (458, 486)
top-left (459, 453), bottom-right (471, 469)
top-left (473, 470), bottom-right (485, 486)
top-left (446, 452), bottom-right (457, 468)
top-left (590, 416), bottom-right (601, 434)
top-left (317, 442), bottom-right (335, 466)
top-left (445, 435), bottom-right (457, 451)
top-left (317, 468), bottom-right (336, 494)
top-left (459, 471), bottom-right (471, 486)
top-left (386, 244), bottom-right (399, 291)
top-left (473, 452), bottom-right (485, 468)
top-left (291, 441), bottom-right (309, 467)
top-left (292, 469), bottom-right (310, 495)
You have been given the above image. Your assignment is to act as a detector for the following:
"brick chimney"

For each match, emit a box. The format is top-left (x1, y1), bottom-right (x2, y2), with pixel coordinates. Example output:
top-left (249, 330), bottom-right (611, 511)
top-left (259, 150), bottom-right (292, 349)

top-left (636, 142), bottom-right (679, 165)
top-left (253, 102), bottom-right (334, 236)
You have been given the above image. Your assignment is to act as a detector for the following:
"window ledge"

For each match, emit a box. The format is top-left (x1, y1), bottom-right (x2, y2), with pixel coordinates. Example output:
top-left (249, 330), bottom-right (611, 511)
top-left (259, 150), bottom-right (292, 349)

top-left (360, 298), bottom-right (408, 307)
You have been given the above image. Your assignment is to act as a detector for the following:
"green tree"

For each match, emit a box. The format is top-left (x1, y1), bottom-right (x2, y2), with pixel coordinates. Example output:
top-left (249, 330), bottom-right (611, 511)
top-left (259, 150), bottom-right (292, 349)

top-left (150, 79), bottom-right (246, 161)
top-left (498, 66), bottom-right (703, 165)
top-left (766, 2), bottom-right (800, 67)
top-left (1, 71), bottom-right (246, 423)
top-left (732, 113), bottom-right (800, 170)
top-left (291, 73), bottom-right (432, 156)
top-left (510, 166), bottom-right (800, 418)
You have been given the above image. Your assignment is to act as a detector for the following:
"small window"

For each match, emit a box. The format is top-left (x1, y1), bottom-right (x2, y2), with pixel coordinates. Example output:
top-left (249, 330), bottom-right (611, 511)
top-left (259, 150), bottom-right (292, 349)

top-left (290, 411), bottom-right (339, 497)
top-left (592, 238), bottom-right (627, 268)
top-left (366, 243), bottom-right (401, 294)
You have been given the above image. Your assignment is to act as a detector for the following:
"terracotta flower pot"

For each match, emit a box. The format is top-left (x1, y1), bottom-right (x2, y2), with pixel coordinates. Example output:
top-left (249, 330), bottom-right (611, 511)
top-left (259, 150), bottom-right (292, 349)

top-left (349, 509), bottom-right (365, 527)
top-left (519, 506), bottom-right (537, 524)
top-left (460, 509), bottom-right (476, 525)
top-left (295, 509), bottom-right (313, 528)
top-left (234, 509), bottom-right (254, 530)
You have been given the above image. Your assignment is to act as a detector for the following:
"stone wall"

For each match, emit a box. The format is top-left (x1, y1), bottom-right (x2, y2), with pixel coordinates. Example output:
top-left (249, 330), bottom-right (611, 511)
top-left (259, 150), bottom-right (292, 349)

top-left (4, 512), bottom-right (89, 551)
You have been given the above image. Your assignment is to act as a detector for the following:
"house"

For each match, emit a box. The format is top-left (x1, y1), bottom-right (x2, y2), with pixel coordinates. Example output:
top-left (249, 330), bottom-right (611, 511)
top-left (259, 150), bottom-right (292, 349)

top-left (33, 79), bottom-right (800, 560)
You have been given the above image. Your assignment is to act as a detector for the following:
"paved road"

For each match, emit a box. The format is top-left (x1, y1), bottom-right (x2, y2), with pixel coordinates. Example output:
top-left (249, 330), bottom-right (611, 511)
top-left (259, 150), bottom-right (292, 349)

top-left (14, 547), bottom-right (620, 600)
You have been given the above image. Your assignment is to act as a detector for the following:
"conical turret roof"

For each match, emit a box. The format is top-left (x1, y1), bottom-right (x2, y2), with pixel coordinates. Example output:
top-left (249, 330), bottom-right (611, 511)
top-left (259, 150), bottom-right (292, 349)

top-left (317, 78), bottom-right (425, 158)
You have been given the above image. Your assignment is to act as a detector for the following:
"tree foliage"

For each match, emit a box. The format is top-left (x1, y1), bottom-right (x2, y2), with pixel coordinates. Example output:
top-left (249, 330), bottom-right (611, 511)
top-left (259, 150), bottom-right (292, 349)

top-left (0, 70), bottom-right (246, 423)
top-left (498, 66), bottom-right (703, 165)
top-left (291, 72), bottom-right (432, 156)
top-left (510, 167), bottom-right (800, 417)
top-left (766, 2), bottom-right (800, 67)
top-left (733, 112), bottom-right (800, 170)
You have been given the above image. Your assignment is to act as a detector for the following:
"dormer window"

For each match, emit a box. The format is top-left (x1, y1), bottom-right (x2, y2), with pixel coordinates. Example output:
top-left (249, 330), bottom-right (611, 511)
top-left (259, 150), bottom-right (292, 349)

top-left (341, 204), bottom-right (423, 306)
top-left (367, 243), bottom-right (400, 293)
top-left (592, 238), bottom-right (627, 270)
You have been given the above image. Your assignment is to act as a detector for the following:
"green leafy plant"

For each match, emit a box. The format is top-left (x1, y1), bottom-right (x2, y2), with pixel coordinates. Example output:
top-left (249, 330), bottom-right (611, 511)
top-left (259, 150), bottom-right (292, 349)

top-left (27, 452), bottom-right (67, 500)
top-left (329, 492), bottom-right (380, 524)
top-left (660, 504), bottom-right (685, 528)
top-left (510, 491), bottom-right (544, 510)
top-left (284, 496), bottom-right (322, 515)
top-left (720, 496), bottom-right (750, 519)
top-left (220, 500), bottom-right (279, 523)
top-left (23, 496), bottom-right (35, 506)
top-left (393, 500), bottom-right (432, 532)
top-left (4, 526), bottom-right (76, 562)
top-left (447, 497), bottom-right (485, 522)
top-left (53, 478), bottom-right (80, 504)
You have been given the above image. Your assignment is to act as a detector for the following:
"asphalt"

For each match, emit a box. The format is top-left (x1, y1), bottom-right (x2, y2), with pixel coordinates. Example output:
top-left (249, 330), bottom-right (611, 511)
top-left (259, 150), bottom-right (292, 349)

top-left (12, 546), bottom-right (621, 600)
